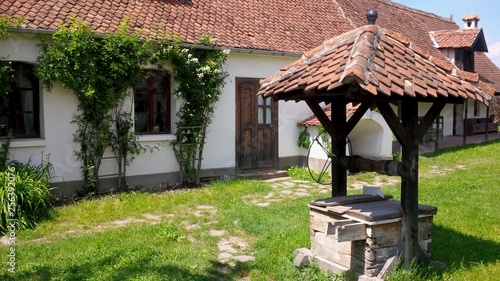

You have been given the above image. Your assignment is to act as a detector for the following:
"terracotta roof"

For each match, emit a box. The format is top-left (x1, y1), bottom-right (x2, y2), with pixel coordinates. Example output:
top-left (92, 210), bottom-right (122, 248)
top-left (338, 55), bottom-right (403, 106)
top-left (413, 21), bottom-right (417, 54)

top-left (300, 103), bottom-right (360, 127)
top-left (475, 52), bottom-right (500, 93)
top-left (332, 0), bottom-right (458, 61)
top-left (258, 25), bottom-right (494, 105)
top-left (1, 0), bottom-right (499, 92)
top-left (429, 29), bottom-right (487, 51)
top-left (0, 0), bottom-right (463, 56)
top-left (0, 0), bottom-right (353, 53)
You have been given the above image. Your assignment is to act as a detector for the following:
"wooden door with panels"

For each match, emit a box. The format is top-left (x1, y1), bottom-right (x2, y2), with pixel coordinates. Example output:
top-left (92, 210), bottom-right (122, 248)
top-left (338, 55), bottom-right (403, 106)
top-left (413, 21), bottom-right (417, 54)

top-left (236, 77), bottom-right (278, 170)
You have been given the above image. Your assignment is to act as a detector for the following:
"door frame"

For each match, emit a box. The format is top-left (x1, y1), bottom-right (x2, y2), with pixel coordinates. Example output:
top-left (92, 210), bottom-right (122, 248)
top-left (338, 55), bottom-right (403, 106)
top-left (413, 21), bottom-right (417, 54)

top-left (235, 77), bottom-right (279, 171)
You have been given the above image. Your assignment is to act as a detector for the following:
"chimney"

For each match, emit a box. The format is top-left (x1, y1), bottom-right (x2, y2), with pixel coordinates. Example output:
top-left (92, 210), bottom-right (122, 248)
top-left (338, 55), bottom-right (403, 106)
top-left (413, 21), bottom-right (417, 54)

top-left (462, 14), bottom-right (480, 29)
top-left (366, 9), bottom-right (378, 25)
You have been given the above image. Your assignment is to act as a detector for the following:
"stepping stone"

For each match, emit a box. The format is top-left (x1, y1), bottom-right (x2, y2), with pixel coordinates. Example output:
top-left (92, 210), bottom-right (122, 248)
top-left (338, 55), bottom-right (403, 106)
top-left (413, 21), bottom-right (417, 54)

top-left (264, 192), bottom-right (274, 199)
top-left (142, 213), bottom-right (161, 221)
top-left (294, 192), bottom-right (310, 197)
top-left (256, 202), bottom-right (270, 207)
top-left (0, 237), bottom-right (10, 245)
top-left (218, 252), bottom-right (232, 261)
top-left (218, 239), bottom-right (238, 253)
top-left (210, 229), bottom-right (225, 237)
top-left (197, 205), bottom-right (216, 209)
top-left (233, 255), bottom-right (255, 263)
top-left (291, 180), bottom-right (309, 183)
top-left (185, 224), bottom-right (200, 230)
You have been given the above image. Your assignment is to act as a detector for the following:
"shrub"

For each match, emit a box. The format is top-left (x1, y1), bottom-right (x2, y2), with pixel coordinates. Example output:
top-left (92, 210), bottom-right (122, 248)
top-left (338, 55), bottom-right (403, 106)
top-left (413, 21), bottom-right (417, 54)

top-left (0, 157), bottom-right (53, 234)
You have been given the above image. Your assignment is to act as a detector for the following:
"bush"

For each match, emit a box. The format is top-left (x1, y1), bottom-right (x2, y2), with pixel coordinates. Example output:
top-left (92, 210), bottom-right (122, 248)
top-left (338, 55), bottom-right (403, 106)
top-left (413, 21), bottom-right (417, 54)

top-left (0, 157), bottom-right (53, 234)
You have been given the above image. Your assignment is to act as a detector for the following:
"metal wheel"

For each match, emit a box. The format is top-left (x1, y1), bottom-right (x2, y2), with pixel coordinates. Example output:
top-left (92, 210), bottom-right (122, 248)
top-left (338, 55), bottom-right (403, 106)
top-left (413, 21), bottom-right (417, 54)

top-left (307, 130), bottom-right (351, 185)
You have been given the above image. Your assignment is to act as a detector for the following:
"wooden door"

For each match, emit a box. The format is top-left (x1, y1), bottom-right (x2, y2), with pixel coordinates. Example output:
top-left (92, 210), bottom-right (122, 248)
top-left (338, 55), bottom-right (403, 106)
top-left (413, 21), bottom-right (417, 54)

top-left (236, 77), bottom-right (278, 170)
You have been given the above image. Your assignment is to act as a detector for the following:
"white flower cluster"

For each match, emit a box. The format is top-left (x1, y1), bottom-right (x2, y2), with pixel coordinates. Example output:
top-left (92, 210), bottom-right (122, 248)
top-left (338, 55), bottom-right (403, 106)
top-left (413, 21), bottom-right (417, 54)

top-left (198, 65), bottom-right (211, 72)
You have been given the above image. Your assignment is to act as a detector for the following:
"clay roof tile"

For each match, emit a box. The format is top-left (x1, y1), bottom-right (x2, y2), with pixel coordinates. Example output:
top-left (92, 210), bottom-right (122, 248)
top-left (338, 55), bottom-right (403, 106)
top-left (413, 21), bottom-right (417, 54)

top-left (2, 0), bottom-right (499, 94)
top-left (259, 25), bottom-right (493, 105)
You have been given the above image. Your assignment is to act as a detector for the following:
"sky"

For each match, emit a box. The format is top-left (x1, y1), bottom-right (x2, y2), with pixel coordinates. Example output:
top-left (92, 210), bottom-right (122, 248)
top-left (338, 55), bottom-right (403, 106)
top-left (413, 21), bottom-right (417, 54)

top-left (393, 0), bottom-right (500, 67)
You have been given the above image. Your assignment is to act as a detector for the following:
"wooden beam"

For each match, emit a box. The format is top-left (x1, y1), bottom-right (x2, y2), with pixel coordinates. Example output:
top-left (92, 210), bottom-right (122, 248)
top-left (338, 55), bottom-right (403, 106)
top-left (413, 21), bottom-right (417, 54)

top-left (486, 105), bottom-right (490, 141)
top-left (331, 96), bottom-right (348, 197)
top-left (463, 100), bottom-right (468, 145)
top-left (400, 99), bottom-right (420, 268)
top-left (305, 98), bottom-right (336, 137)
top-left (339, 156), bottom-right (402, 176)
top-left (415, 101), bottom-right (446, 140)
top-left (346, 101), bottom-right (373, 135)
top-left (377, 102), bottom-right (407, 146)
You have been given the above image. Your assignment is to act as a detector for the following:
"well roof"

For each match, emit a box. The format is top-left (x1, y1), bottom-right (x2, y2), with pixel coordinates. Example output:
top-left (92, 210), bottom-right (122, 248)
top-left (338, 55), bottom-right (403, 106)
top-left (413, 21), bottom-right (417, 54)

top-left (258, 25), bottom-right (494, 105)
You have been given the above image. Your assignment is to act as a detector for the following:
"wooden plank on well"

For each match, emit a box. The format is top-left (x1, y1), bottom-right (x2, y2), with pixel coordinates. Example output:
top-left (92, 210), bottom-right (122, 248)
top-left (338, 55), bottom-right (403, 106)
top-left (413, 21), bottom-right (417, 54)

top-left (311, 240), bottom-right (365, 272)
top-left (345, 200), bottom-right (401, 221)
top-left (332, 200), bottom-right (437, 222)
top-left (334, 222), bottom-right (366, 242)
top-left (310, 194), bottom-right (392, 207)
top-left (310, 208), bottom-right (349, 233)
top-left (326, 205), bottom-right (352, 215)
top-left (325, 220), bottom-right (356, 235)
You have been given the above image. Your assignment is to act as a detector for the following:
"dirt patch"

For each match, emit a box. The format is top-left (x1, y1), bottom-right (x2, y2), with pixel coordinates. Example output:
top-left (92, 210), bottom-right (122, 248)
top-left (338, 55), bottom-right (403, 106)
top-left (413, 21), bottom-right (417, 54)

top-left (422, 165), bottom-right (464, 178)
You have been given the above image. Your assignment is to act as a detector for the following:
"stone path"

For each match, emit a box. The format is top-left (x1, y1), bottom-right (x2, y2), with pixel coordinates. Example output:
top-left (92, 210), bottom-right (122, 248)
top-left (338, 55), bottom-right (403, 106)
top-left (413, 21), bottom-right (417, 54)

top-left (184, 205), bottom-right (255, 280)
top-left (243, 178), bottom-right (329, 207)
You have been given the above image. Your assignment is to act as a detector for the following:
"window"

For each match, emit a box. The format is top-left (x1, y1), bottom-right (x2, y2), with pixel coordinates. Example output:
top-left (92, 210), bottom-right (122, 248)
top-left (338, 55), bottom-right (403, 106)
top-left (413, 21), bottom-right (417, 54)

top-left (0, 62), bottom-right (40, 138)
top-left (258, 95), bottom-right (272, 125)
top-left (133, 70), bottom-right (171, 134)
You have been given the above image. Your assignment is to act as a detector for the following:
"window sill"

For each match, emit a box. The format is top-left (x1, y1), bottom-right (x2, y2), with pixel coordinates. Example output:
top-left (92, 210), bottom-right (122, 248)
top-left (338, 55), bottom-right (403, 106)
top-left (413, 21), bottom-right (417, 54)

top-left (2, 139), bottom-right (46, 148)
top-left (135, 134), bottom-right (176, 142)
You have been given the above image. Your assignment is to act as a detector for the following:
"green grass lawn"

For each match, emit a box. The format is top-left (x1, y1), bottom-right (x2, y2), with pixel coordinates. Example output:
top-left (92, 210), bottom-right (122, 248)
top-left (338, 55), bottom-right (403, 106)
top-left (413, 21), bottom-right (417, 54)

top-left (1, 140), bottom-right (499, 280)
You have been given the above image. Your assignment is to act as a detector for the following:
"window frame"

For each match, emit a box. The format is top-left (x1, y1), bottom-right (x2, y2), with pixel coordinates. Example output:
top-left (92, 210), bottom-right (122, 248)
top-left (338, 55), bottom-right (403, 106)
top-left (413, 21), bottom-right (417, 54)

top-left (0, 62), bottom-right (40, 138)
top-left (133, 70), bottom-right (171, 135)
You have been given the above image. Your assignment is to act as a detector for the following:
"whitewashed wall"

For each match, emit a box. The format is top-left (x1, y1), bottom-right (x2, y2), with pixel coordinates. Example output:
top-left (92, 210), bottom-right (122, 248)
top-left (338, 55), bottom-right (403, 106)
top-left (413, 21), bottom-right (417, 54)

top-left (4, 32), bottom-right (485, 191)
top-left (307, 109), bottom-right (393, 166)
top-left (1, 34), bottom-right (317, 189)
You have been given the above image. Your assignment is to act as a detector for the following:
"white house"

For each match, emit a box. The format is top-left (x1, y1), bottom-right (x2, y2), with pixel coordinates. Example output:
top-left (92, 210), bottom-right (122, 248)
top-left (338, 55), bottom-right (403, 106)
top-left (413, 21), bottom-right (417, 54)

top-left (1, 0), bottom-right (499, 196)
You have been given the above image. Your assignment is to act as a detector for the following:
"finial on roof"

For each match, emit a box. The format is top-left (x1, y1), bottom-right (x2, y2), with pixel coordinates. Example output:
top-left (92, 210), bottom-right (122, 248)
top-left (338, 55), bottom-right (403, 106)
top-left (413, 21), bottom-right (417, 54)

top-left (367, 9), bottom-right (378, 25)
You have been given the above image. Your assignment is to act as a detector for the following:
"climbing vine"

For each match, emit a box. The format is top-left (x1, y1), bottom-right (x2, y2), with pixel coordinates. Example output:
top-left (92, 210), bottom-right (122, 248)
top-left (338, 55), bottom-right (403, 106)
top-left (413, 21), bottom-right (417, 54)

top-left (297, 127), bottom-right (311, 149)
top-left (0, 16), bottom-right (24, 110)
top-left (35, 15), bottom-right (229, 190)
top-left (36, 17), bottom-right (151, 193)
top-left (318, 124), bottom-right (333, 153)
top-left (155, 35), bottom-right (229, 184)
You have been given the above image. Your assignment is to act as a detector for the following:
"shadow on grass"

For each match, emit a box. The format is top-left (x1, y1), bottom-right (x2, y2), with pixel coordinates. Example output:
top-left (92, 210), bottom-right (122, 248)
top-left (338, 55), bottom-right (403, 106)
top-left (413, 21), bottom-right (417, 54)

top-left (432, 224), bottom-right (500, 270)
top-left (0, 255), bottom-right (223, 281)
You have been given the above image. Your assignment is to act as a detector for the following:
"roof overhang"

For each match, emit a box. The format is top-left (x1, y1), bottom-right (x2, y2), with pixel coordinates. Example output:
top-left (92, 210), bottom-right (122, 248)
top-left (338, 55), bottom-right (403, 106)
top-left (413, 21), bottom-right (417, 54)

top-left (259, 25), bottom-right (494, 106)
top-left (429, 28), bottom-right (488, 52)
